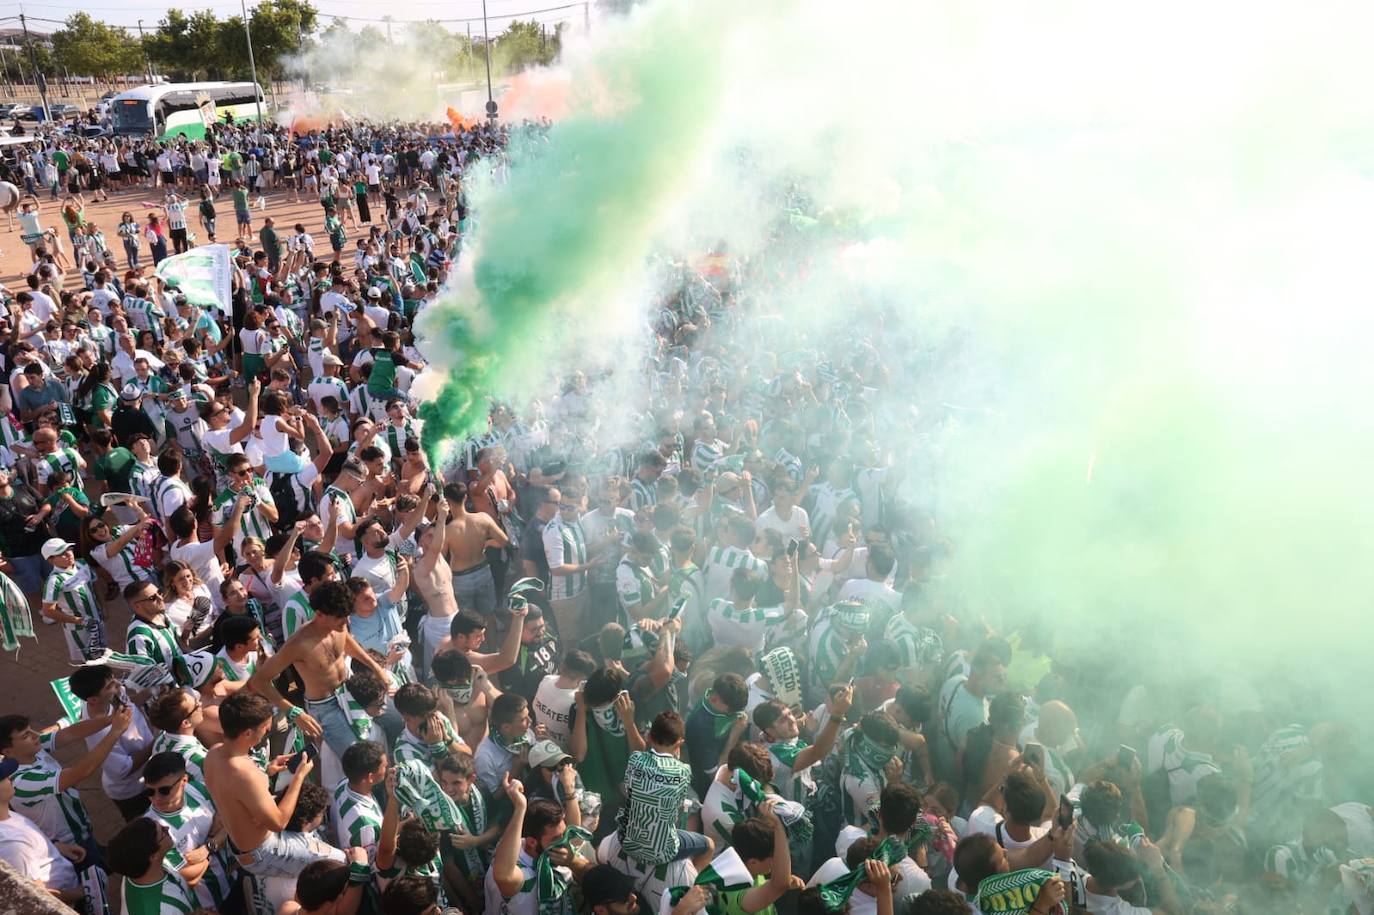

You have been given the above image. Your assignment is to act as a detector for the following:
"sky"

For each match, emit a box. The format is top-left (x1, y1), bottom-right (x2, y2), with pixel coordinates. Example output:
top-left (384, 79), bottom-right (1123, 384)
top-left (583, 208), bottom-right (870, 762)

top-left (5, 0), bottom-right (588, 36)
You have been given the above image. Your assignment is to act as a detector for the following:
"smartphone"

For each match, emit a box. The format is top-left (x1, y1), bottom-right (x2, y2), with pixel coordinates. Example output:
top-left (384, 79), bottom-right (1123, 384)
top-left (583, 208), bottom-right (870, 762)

top-left (786, 538), bottom-right (799, 556)
top-left (287, 749), bottom-right (306, 773)
top-left (1057, 794), bottom-right (1075, 831)
top-left (667, 596), bottom-right (687, 621)
top-left (1117, 744), bottom-right (1138, 770)
top-left (1023, 742), bottom-right (1045, 769)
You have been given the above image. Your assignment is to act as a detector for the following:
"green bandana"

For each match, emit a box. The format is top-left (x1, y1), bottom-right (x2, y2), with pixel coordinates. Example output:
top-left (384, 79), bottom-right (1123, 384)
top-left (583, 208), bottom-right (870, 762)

top-left (698, 691), bottom-right (740, 740)
top-left (844, 729), bottom-right (897, 783)
top-left (816, 835), bottom-right (908, 910)
top-left (507, 577), bottom-right (545, 612)
top-left (535, 825), bottom-right (592, 915)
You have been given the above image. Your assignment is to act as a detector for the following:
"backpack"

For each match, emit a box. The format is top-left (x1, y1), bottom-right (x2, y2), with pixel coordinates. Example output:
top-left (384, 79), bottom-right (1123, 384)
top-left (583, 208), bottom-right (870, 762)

top-left (267, 470), bottom-right (305, 530)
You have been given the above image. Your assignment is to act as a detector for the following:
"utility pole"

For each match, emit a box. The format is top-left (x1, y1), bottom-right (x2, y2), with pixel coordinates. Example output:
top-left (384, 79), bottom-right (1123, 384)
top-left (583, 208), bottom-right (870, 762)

top-left (19, 14), bottom-right (49, 123)
top-left (481, 0), bottom-right (496, 121)
top-left (467, 23), bottom-right (474, 85)
top-left (137, 19), bottom-right (154, 83)
top-left (384, 16), bottom-right (393, 46)
top-left (297, 16), bottom-right (308, 91)
top-left (239, 0), bottom-right (265, 130)
top-left (0, 46), bottom-right (12, 99)
top-left (584, 2), bottom-right (590, 32)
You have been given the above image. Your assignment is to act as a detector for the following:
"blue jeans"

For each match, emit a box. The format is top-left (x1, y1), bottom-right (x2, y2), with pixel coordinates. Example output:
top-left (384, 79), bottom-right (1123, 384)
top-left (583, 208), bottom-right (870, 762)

top-left (304, 688), bottom-right (360, 761)
top-left (673, 830), bottom-right (711, 861)
top-left (237, 829), bottom-right (343, 878)
top-left (452, 563), bottom-right (496, 618)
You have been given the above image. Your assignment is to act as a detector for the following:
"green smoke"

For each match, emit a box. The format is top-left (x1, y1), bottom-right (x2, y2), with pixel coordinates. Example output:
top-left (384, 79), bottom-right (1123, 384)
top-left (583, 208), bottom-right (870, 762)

top-left (416, 0), bottom-right (755, 459)
top-left (415, 0), bottom-right (1374, 822)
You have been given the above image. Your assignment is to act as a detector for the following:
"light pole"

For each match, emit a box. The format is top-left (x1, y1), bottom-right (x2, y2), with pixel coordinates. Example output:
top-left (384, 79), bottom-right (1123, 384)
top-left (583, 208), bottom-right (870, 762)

top-left (136, 19), bottom-right (154, 83)
top-left (18, 14), bottom-right (49, 123)
top-left (481, 0), bottom-right (497, 120)
top-left (239, 0), bottom-right (265, 130)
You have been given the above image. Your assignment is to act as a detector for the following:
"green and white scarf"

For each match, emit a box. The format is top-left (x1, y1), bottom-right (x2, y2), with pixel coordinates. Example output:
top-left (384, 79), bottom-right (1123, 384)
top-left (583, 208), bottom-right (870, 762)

top-left (843, 729), bottom-right (897, 784)
top-left (696, 691), bottom-right (740, 740)
top-left (816, 835), bottom-right (908, 910)
top-left (530, 825), bottom-right (593, 915)
top-left (0, 571), bottom-right (34, 653)
top-left (667, 846), bottom-right (755, 915)
top-left (453, 783), bottom-right (490, 876)
top-left (735, 767), bottom-right (812, 844)
top-left (590, 691), bottom-right (627, 736)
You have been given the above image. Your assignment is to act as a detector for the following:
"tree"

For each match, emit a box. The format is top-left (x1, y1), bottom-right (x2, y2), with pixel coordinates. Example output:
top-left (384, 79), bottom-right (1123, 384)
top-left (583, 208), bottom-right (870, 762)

top-left (146, 9), bottom-right (229, 81)
top-left (493, 19), bottom-right (560, 75)
top-left (246, 0), bottom-right (319, 81)
top-left (51, 13), bottom-right (143, 79)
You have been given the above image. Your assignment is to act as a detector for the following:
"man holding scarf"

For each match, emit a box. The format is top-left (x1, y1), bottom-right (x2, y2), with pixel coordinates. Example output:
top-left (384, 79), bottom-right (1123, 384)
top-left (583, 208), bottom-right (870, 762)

top-left (686, 673), bottom-right (751, 799)
top-left (487, 775), bottom-right (594, 915)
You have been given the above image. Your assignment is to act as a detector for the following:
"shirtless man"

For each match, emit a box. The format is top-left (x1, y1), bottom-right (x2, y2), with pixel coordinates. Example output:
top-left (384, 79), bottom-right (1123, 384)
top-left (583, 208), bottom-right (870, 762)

top-left (442, 481), bottom-right (508, 620)
top-left (432, 648), bottom-right (503, 749)
top-left (412, 487), bottom-right (458, 679)
top-left (202, 691), bottom-right (343, 878)
top-left (246, 580), bottom-right (394, 761)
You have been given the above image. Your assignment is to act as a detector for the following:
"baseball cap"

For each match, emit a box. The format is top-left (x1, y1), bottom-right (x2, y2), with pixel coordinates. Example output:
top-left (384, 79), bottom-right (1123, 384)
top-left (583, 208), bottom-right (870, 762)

top-left (40, 538), bottom-right (74, 560)
top-left (0, 757), bottom-right (19, 782)
top-left (581, 865), bottom-right (637, 909)
top-left (367, 287), bottom-right (382, 299)
top-left (527, 739), bottom-right (572, 769)
top-left (119, 384), bottom-right (141, 402)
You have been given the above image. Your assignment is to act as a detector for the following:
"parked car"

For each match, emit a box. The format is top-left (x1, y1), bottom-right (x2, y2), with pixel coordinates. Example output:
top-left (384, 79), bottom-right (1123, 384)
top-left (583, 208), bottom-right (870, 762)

top-left (8, 104), bottom-right (34, 120)
top-left (47, 103), bottom-right (81, 121)
top-left (0, 103), bottom-right (15, 119)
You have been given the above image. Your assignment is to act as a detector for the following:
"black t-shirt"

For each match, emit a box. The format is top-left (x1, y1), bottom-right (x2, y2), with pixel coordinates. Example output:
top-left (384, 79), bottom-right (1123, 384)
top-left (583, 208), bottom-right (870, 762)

top-left (519, 518), bottom-right (549, 581)
top-left (0, 485), bottom-right (48, 557)
top-left (112, 405), bottom-right (159, 447)
top-left (501, 636), bottom-right (559, 704)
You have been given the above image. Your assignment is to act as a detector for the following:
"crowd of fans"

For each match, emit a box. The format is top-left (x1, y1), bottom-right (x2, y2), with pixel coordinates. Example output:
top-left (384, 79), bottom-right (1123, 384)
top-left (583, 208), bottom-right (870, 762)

top-left (0, 112), bottom-right (1367, 915)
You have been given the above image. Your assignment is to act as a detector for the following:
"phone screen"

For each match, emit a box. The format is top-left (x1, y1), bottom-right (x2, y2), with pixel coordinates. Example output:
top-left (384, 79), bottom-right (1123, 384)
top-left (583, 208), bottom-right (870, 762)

top-left (1057, 794), bottom-right (1075, 830)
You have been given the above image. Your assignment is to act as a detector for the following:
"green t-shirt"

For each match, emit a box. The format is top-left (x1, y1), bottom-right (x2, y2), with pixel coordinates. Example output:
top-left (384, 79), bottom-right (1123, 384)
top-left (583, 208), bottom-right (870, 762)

top-left (232, 187), bottom-right (248, 211)
top-left (259, 225), bottom-right (279, 255)
top-left (318, 148), bottom-right (334, 166)
top-left (720, 875), bottom-right (771, 915)
top-left (94, 447), bottom-right (136, 493)
top-left (53, 150), bottom-right (69, 170)
top-left (366, 348), bottom-right (399, 393)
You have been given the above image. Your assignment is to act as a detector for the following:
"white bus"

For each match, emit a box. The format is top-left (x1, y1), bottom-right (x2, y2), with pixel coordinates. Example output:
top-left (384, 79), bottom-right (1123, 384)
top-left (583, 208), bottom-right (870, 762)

top-left (110, 81), bottom-right (265, 139)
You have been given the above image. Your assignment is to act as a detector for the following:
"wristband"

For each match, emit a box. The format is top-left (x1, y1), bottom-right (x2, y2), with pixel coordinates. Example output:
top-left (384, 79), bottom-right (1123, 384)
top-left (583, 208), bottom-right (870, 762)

top-left (347, 860), bottom-right (372, 884)
top-left (286, 706), bottom-right (304, 722)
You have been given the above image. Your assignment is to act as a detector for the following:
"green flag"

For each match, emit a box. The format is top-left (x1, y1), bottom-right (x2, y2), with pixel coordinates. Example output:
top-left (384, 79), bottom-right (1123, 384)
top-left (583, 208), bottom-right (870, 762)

top-left (49, 676), bottom-right (81, 722)
top-left (155, 243), bottom-right (233, 316)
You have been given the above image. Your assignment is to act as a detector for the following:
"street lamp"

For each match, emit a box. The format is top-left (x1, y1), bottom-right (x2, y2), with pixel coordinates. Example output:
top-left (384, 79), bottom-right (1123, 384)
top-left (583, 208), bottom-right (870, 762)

top-left (240, 0), bottom-right (265, 129)
top-left (481, 0), bottom-right (497, 120)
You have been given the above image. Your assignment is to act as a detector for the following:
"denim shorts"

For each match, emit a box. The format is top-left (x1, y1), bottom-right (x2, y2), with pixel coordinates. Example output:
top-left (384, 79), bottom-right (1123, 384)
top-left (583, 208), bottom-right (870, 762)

top-left (237, 829), bottom-right (343, 878)
top-left (672, 830), bottom-right (711, 861)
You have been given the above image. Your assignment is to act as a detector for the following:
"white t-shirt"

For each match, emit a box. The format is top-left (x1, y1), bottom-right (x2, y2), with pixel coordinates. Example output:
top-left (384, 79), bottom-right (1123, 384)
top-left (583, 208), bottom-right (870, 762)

top-left (835, 578), bottom-right (902, 615)
top-left (532, 675), bottom-right (577, 745)
top-left (484, 848), bottom-right (568, 915)
top-left (0, 810), bottom-right (79, 891)
top-left (82, 701), bottom-right (156, 801)
top-left (1085, 891), bottom-right (1151, 914)
top-left (755, 505), bottom-right (811, 543)
top-left (170, 538), bottom-right (226, 609)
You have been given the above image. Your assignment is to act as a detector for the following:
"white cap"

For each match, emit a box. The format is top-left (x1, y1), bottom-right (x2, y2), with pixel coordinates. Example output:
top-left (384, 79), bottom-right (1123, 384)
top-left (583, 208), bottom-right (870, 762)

top-left (40, 538), bottom-right (74, 560)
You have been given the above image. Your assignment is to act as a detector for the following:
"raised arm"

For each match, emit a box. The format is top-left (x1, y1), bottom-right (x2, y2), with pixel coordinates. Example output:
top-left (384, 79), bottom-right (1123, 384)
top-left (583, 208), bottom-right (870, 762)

top-left (491, 774), bottom-right (529, 898)
top-left (57, 705), bottom-right (132, 792)
top-left (418, 497), bottom-right (447, 575)
top-left (472, 604), bottom-right (528, 675)
top-left (739, 801), bottom-right (792, 913)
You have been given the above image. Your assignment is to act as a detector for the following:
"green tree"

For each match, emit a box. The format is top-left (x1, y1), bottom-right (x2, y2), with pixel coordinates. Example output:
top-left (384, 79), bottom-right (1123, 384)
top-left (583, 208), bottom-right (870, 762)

top-left (146, 9), bottom-right (228, 80)
top-left (492, 19), bottom-right (560, 75)
top-left (51, 13), bottom-right (143, 79)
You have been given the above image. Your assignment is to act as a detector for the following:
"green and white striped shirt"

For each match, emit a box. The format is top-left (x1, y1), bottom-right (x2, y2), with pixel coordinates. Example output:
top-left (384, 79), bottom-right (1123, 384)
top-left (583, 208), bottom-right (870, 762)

top-left (41, 561), bottom-right (100, 629)
top-left (620, 748), bottom-right (693, 867)
top-left (767, 739), bottom-right (816, 804)
top-left (615, 558), bottom-right (657, 623)
top-left (150, 732), bottom-right (209, 787)
top-left (145, 781), bottom-right (232, 909)
top-left (36, 447), bottom-right (85, 492)
top-left (126, 617), bottom-right (183, 672)
top-left (213, 482), bottom-right (276, 552)
top-left (542, 516), bottom-right (588, 601)
top-left (10, 731), bottom-right (93, 845)
top-left (703, 545), bottom-right (767, 605)
top-left (333, 777), bottom-right (384, 861)
top-left (281, 588), bottom-right (314, 640)
top-left (119, 868), bottom-right (196, 915)
top-left (705, 598), bottom-right (789, 651)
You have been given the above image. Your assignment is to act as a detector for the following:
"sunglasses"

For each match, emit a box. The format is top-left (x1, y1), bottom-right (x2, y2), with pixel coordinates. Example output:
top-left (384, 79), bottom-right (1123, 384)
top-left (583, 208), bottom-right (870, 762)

top-left (145, 780), bottom-right (183, 797)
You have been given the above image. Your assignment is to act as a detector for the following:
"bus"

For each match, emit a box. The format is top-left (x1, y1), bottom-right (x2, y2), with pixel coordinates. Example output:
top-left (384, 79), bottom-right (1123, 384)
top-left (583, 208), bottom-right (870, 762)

top-left (110, 81), bottom-right (265, 139)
